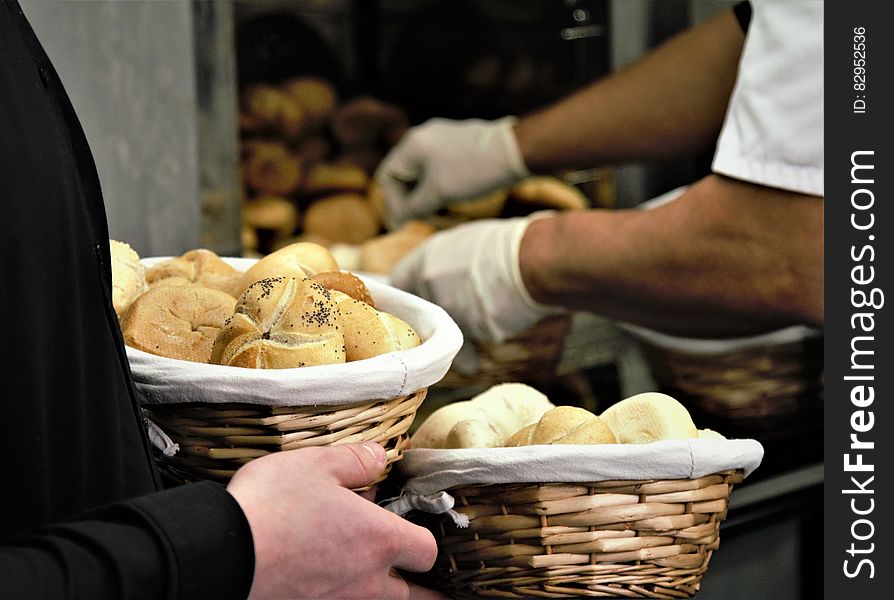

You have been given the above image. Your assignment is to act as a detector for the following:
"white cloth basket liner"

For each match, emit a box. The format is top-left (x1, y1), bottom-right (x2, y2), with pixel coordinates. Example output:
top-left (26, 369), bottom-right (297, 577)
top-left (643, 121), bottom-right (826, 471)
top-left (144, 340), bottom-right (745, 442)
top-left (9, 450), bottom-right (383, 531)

top-left (126, 257), bottom-right (464, 406)
top-left (397, 438), bottom-right (764, 496)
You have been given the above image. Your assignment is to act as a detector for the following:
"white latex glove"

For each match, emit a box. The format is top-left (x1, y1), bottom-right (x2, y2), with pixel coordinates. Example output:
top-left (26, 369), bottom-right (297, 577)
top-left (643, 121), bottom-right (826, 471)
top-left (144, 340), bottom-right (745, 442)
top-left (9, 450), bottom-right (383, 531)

top-left (391, 214), bottom-right (560, 344)
top-left (375, 117), bottom-right (530, 229)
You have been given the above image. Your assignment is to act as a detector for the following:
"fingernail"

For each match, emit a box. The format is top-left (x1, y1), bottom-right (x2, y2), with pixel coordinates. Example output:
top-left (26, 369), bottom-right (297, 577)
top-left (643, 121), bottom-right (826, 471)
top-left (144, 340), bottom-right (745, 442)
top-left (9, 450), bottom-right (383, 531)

top-left (361, 441), bottom-right (386, 465)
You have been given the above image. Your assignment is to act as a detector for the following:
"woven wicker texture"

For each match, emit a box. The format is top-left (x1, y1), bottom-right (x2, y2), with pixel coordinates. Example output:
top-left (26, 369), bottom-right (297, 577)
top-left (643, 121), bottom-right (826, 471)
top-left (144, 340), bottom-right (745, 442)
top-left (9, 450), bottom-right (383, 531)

top-left (413, 469), bottom-right (743, 598)
top-left (638, 335), bottom-right (823, 419)
top-left (145, 390), bottom-right (426, 486)
top-left (440, 315), bottom-right (572, 389)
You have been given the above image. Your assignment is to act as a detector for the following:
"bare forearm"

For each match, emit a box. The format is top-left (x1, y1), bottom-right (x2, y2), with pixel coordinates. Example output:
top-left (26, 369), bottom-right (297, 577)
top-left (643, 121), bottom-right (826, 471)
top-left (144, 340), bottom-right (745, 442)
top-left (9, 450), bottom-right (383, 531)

top-left (519, 175), bottom-right (824, 337)
top-left (515, 10), bottom-right (746, 172)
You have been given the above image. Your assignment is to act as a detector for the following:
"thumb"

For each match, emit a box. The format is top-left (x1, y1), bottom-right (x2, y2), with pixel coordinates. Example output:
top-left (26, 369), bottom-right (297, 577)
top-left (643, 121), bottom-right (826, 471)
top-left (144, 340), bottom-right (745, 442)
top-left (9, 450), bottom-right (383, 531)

top-left (323, 441), bottom-right (388, 489)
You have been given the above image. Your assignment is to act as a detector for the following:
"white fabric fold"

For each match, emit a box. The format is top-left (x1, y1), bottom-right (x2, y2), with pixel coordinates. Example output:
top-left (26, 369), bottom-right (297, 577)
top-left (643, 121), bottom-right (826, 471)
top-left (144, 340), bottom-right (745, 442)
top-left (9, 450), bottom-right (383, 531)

top-left (126, 258), bottom-right (464, 406)
top-left (396, 438), bottom-right (764, 497)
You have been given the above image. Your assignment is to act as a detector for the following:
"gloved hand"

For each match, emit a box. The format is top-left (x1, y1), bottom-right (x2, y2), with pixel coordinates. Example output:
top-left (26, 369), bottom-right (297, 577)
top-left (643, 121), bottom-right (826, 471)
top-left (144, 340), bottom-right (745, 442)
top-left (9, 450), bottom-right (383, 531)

top-left (391, 214), bottom-right (561, 344)
top-left (375, 117), bottom-right (530, 229)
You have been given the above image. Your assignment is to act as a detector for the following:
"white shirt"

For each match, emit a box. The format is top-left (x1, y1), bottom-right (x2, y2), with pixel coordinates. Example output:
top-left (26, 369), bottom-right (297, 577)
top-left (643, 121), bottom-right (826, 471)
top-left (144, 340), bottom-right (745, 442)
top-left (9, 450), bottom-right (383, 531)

top-left (712, 0), bottom-right (823, 196)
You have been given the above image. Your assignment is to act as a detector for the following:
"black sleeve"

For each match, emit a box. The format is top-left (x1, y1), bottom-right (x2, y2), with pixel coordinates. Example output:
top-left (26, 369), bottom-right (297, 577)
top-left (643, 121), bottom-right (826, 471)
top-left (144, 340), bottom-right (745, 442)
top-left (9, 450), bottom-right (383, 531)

top-left (0, 482), bottom-right (255, 600)
top-left (733, 1), bottom-right (752, 33)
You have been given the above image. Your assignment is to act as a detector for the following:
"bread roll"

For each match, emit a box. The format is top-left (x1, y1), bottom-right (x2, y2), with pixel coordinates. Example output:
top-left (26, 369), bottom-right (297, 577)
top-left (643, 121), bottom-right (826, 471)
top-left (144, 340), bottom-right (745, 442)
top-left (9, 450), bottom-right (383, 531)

top-left (242, 141), bottom-right (303, 196)
top-left (360, 221), bottom-right (435, 274)
top-left (303, 194), bottom-right (381, 245)
top-left (211, 277), bottom-right (346, 369)
top-left (110, 239), bottom-right (147, 318)
top-left (599, 392), bottom-right (698, 444)
top-left (242, 195), bottom-right (299, 239)
top-left (446, 189), bottom-right (509, 220)
top-left (411, 382), bottom-right (554, 449)
top-left (241, 84), bottom-right (306, 138)
top-left (328, 243), bottom-right (363, 272)
top-left (328, 290), bottom-right (419, 361)
top-left (506, 406), bottom-right (616, 446)
top-left (302, 163), bottom-right (369, 195)
top-left (237, 241), bottom-right (339, 295)
top-left (510, 176), bottom-right (588, 211)
top-left (121, 285), bottom-right (237, 363)
top-left (311, 271), bottom-right (375, 307)
top-left (146, 249), bottom-right (242, 298)
top-left (281, 77), bottom-right (338, 127)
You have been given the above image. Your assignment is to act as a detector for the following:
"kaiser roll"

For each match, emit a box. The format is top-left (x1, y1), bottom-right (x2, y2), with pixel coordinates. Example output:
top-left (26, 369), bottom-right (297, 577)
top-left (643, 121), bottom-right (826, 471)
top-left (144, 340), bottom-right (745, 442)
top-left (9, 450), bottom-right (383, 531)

top-left (121, 285), bottom-right (237, 363)
top-left (211, 277), bottom-right (346, 369)
top-left (236, 241), bottom-right (339, 295)
top-left (145, 248), bottom-right (242, 297)
top-left (328, 290), bottom-right (419, 361)
top-left (311, 271), bottom-right (375, 307)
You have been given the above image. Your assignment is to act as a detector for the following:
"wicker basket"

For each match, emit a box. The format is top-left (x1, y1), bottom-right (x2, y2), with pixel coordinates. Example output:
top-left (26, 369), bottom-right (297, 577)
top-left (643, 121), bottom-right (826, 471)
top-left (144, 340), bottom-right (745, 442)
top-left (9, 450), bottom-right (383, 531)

top-left (392, 439), bottom-right (763, 599)
top-left (144, 391), bottom-right (425, 486)
top-left (411, 470), bottom-right (743, 599)
top-left (625, 325), bottom-right (823, 421)
top-left (128, 257), bottom-right (463, 486)
top-left (438, 314), bottom-right (572, 389)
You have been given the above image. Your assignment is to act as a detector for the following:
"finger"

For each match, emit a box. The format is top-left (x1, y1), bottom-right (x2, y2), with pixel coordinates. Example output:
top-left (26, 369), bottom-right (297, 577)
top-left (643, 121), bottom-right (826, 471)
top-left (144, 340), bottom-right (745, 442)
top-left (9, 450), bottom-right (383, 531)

top-left (323, 442), bottom-right (388, 490)
top-left (378, 176), bottom-right (413, 230)
top-left (377, 137), bottom-right (422, 184)
top-left (378, 569), bottom-right (411, 600)
top-left (389, 517), bottom-right (439, 573)
top-left (358, 486), bottom-right (378, 502)
top-left (400, 176), bottom-right (443, 223)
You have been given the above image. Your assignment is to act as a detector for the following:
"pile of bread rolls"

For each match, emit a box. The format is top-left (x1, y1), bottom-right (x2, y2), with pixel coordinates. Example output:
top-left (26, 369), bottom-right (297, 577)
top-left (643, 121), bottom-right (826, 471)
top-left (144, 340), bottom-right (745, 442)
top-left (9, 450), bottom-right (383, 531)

top-left (110, 239), bottom-right (421, 368)
top-left (238, 76), bottom-right (409, 256)
top-left (410, 383), bottom-right (725, 450)
top-left (236, 75), bottom-right (593, 274)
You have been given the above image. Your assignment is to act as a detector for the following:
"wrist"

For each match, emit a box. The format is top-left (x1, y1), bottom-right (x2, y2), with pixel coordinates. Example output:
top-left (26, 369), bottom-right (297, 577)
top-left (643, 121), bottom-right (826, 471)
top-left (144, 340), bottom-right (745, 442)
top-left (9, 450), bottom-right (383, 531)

top-left (494, 116), bottom-right (531, 183)
top-left (518, 213), bottom-right (561, 308)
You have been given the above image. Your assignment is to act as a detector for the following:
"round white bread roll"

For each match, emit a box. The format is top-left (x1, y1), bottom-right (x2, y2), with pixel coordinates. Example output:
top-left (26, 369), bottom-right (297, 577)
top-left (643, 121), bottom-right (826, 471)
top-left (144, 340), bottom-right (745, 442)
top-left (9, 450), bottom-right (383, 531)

top-left (236, 242), bottom-right (339, 296)
top-left (211, 277), bottom-right (346, 369)
top-left (146, 248), bottom-right (242, 298)
top-left (328, 290), bottom-right (419, 361)
top-left (110, 239), bottom-right (147, 318)
top-left (599, 392), bottom-right (698, 444)
top-left (411, 382), bottom-right (555, 449)
top-left (506, 406), bottom-right (617, 446)
top-left (121, 285), bottom-right (237, 363)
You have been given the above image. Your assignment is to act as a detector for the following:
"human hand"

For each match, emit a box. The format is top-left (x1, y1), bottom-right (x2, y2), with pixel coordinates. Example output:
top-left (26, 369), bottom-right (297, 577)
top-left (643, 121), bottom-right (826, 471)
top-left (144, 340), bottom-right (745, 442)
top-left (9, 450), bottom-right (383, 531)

top-left (391, 214), bottom-right (559, 344)
top-left (227, 442), bottom-right (438, 599)
top-left (375, 117), bottom-right (529, 229)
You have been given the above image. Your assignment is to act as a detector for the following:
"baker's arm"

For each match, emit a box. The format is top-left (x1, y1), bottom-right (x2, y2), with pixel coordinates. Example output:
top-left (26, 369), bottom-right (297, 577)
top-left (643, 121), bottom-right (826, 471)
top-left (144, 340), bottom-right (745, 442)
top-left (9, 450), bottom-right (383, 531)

top-left (0, 481), bottom-right (254, 600)
top-left (521, 174), bottom-right (824, 337)
top-left (516, 9), bottom-right (746, 171)
top-left (378, 8), bottom-right (746, 227)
